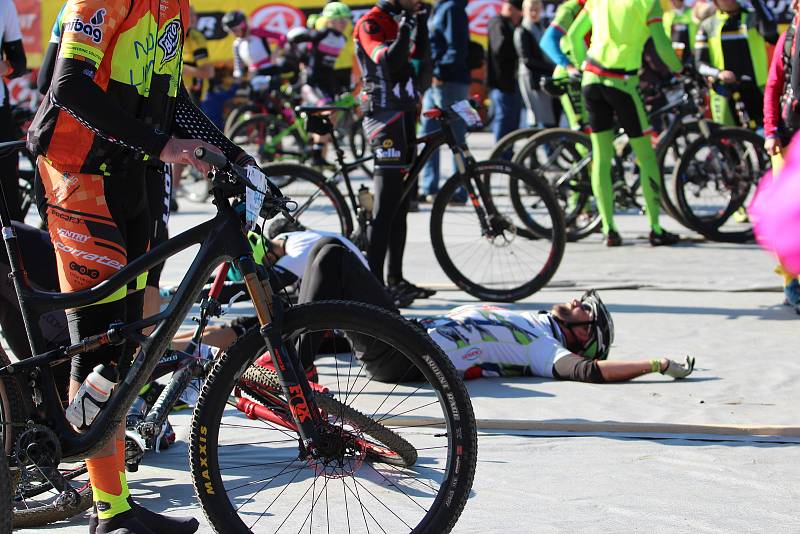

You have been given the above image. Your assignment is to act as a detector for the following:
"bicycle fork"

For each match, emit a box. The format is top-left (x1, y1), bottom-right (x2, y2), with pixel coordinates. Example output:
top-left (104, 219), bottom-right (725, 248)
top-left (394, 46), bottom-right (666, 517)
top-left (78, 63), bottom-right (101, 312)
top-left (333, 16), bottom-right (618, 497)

top-left (236, 255), bottom-right (322, 455)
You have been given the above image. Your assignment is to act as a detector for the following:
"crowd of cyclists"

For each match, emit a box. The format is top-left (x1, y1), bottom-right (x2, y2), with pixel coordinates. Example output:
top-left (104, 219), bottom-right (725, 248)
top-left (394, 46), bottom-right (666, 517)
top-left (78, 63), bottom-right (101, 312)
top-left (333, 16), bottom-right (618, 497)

top-left (0, 0), bottom-right (795, 531)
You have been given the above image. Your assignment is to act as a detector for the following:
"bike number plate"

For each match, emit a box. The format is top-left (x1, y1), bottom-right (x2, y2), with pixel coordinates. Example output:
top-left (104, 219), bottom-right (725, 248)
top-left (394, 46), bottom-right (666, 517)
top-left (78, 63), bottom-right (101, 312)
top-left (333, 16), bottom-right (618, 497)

top-left (451, 100), bottom-right (482, 128)
top-left (246, 166), bottom-right (267, 230)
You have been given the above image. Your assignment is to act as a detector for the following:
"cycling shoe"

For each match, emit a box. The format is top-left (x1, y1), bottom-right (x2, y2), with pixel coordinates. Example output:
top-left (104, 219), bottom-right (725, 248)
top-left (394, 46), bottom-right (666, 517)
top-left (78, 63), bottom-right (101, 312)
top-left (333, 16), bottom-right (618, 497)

top-left (91, 509), bottom-right (155, 534)
top-left (389, 279), bottom-right (436, 300)
top-left (649, 230), bottom-right (680, 247)
top-left (90, 501), bottom-right (199, 534)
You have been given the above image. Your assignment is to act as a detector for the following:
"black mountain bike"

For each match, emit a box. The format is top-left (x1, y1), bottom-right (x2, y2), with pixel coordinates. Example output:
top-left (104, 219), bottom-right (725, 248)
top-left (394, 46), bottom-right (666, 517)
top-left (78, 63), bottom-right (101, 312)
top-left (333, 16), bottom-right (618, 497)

top-left (0, 141), bottom-right (477, 533)
top-left (671, 75), bottom-right (769, 243)
top-left (262, 101), bottom-right (566, 302)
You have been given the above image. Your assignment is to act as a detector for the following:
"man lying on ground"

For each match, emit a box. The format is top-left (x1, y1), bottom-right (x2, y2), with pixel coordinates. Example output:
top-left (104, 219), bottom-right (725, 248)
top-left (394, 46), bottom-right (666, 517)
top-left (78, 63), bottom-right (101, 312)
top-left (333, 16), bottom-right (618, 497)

top-left (1, 222), bottom-right (694, 389)
top-left (207, 230), bottom-right (697, 384)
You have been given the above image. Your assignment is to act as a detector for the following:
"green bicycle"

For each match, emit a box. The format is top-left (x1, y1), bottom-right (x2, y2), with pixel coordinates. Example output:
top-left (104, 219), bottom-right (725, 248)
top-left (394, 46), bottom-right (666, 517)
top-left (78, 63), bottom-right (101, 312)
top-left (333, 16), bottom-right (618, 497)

top-left (228, 91), bottom-right (371, 174)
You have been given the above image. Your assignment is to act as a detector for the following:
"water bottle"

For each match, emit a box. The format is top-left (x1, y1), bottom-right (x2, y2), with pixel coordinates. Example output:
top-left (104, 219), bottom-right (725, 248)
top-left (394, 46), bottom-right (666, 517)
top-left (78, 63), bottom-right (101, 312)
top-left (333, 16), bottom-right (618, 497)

top-left (65, 364), bottom-right (118, 429)
top-left (358, 185), bottom-right (374, 216)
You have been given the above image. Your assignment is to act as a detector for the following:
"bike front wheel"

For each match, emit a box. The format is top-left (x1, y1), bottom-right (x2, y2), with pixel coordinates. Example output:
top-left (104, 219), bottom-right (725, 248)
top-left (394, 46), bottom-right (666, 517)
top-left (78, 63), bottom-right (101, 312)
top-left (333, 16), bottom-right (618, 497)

top-left (430, 160), bottom-right (566, 302)
top-left (189, 301), bottom-right (477, 534)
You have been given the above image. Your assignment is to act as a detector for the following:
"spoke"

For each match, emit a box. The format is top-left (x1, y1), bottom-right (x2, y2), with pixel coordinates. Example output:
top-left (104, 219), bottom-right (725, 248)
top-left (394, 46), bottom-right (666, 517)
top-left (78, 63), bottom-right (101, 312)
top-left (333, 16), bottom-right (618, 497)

top-left (227, 460), bottom-right (304, 495)
top-left (351, 474), bottom-right (417, 529)
top-left (376, 400), bottom-right (441, 425)
top-left (363, 460), bottom-right (430, 511)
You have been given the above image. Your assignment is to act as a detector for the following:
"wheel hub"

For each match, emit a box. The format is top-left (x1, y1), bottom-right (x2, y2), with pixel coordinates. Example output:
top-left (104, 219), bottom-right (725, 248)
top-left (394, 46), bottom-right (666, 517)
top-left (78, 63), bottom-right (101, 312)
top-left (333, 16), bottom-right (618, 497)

top-left (486, 214), bottom-right (517, 246)
top-left (309, 425), bottom-right (366, 479)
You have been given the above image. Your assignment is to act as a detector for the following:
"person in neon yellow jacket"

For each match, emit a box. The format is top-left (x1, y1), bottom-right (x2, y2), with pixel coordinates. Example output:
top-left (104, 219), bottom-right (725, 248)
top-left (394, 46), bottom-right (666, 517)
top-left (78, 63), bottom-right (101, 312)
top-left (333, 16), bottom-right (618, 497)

top-left (694, 0), bottom-right (778, 126)
top-left (567, 0), bottom-right (683, 247)
top-left (663, 0), bottom-right (700, 62)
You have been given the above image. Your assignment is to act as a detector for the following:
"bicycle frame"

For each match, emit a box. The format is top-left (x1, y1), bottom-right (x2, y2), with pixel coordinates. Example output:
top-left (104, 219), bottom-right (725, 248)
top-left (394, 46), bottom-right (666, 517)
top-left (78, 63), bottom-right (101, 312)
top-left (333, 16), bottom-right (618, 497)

top-left (0, 141), bottom-right (323, 462)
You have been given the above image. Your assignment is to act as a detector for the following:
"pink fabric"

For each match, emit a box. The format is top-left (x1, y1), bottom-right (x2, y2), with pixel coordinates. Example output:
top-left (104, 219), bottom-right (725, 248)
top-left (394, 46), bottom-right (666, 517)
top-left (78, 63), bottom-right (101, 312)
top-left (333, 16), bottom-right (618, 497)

top-left (251, 27), bottom-right (287, 47)
top-left (763, 30), bottom-right (786, 140)
top-left (749, 136), bottom-right (800, 273)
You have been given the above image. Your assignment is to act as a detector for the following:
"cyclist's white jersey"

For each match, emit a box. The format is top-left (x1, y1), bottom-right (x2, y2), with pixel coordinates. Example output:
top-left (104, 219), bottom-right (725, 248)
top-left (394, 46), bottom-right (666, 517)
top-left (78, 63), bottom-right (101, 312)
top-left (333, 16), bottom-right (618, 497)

top-left (274, 230), bottom-right (367, 280)
top-left (232, 35), bottom-right (272, 78)
top-left (421, 305), bottom-right (573, 378)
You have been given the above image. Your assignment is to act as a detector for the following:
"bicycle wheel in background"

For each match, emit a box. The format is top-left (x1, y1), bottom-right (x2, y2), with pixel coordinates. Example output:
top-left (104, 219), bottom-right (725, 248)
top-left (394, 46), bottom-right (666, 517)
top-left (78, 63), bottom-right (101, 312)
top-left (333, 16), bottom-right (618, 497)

top-left (178, 167), bottom-right (212, 203)
top-left (673, 127), bottom-right (767, 243)
top-left (189, 301), bottom-right (477, 534)
top-left (488, 127), bottom-right (541, 161)
top-left (223, 103), bottom-right (262, 137)
top-left (657, 121), bottom-right (701, 228)
top-left (260, 163), bottom-right (353, 237)
top-left (431, 160), bottom-right (565, 302)
top-left (229, 115), bottom-right (308, 167)
top-left (512, 128), bottom-right (600, 241)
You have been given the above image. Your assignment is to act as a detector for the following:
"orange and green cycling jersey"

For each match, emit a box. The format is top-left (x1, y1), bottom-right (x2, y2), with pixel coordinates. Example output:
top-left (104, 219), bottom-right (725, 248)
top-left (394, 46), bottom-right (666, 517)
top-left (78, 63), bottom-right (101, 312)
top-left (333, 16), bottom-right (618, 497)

top-left (28, 0), bottom-right (189, 174)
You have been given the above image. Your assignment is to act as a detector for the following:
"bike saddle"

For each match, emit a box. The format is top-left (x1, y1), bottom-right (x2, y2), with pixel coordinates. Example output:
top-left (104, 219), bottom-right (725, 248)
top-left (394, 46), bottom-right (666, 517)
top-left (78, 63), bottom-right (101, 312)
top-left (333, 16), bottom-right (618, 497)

top-left (295, 105), bottom-right (351, 115)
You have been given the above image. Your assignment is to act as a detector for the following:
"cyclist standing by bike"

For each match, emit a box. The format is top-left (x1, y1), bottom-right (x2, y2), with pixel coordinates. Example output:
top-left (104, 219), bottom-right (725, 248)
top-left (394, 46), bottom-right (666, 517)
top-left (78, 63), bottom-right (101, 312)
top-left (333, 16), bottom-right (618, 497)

top-left (0, 0), bottom-right (27, 222)
top-left (354, 0), bottom-right (435, 303)
top-left (27, 0), bottom-right (256, 530)
top-left (663, 0), bottom-right (699, 63)
top-left (694, 0), bottom-right (777, 127)
top-left (539, 0), bottom-right (586, 130)
top-left (289, 2), bottom-right (352, 166)
top-left (567, 0), bottom-right (683, 247)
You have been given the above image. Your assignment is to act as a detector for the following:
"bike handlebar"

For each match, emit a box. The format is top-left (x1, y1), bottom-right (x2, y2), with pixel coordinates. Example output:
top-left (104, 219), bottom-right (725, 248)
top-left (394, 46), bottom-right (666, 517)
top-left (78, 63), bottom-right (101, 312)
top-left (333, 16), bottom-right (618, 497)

top-left (194, 146), bottom-right (230, 170)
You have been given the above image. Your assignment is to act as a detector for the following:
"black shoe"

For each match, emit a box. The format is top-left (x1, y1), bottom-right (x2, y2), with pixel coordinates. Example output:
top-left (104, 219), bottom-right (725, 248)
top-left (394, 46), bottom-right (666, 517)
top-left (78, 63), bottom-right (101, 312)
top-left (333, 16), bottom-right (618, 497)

top-left (91, 509), bottom-right (156, 534)
top-left (649, 229), bottom-right (680, 246)
top-left (389, 279), bottom-right (437, 300)
top-left (169, 197), bottom-right (179, 213)
top-left (408, 199), bottom-right (420, 213)
top-left (605, 230), bottom-right (623, 247)
top-left (90, 500), bottom-right (199, 534)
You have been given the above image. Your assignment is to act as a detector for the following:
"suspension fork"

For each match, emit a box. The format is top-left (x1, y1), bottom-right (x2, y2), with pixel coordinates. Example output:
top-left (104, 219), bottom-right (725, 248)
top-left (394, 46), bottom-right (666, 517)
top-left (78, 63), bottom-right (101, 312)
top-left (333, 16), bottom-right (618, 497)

top-left (452, 146), bottom-right (496, 235)
top-left (235, 255), bottom-right (321, 448)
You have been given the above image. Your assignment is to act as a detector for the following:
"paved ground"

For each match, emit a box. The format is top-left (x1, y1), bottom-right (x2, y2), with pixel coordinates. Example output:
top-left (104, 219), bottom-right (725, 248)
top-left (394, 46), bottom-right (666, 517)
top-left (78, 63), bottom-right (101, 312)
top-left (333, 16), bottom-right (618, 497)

top-left (17, 132), bottom-right (800, 533)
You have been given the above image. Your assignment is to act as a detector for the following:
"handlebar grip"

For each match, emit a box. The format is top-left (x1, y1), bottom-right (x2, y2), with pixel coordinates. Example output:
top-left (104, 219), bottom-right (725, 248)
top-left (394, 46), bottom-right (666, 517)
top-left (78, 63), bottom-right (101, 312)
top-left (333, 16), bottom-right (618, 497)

top-left (194, 147), bottom-right (229, 169)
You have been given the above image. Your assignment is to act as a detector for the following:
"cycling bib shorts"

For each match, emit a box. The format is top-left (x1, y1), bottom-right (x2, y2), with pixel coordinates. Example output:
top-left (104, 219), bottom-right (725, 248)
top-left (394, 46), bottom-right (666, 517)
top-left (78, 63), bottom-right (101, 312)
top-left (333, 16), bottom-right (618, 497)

top-left (38, 157), bottom-right (149, 380)
top-left (582, 70), bottom-right (652, 138)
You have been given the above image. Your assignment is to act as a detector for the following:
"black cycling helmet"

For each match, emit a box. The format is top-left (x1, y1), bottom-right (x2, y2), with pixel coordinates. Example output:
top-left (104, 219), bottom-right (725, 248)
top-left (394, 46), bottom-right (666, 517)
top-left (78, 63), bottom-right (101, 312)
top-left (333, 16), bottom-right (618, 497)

top-left (577, 290), bottom-right (614, 360)
top-left (222, 10), bottom-right (247, 32)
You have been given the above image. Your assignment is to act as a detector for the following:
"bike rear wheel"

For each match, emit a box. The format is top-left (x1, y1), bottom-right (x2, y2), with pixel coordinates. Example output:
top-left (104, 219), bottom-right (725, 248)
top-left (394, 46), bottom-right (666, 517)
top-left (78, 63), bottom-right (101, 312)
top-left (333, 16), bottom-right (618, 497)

top-left (430, 160), bottom-right (566, 302)
top-left (260, 163), bottom-right (353, 237)
top-left (0, 349), bottom-right (93, 527)
top-left (189, 301), bottom-right (477, 534)
top-left (673, 127), bottom-right (767, 243)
